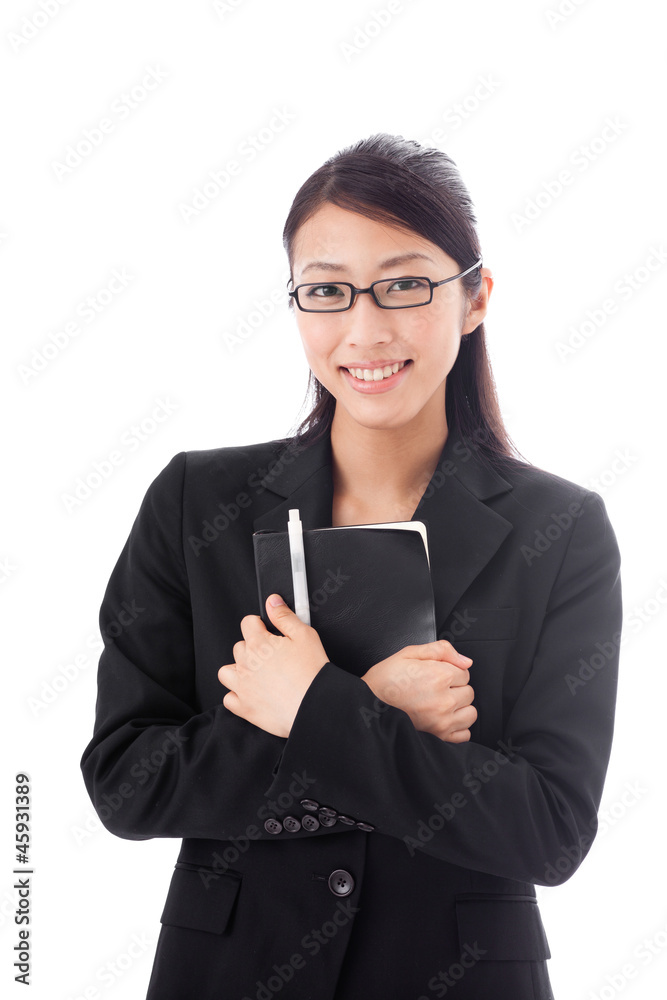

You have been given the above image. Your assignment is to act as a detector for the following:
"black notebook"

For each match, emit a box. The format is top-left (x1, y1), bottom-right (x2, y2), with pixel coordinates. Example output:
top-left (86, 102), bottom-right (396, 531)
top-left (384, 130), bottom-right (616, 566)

top-left (252, 515), bottom-right (437, 678)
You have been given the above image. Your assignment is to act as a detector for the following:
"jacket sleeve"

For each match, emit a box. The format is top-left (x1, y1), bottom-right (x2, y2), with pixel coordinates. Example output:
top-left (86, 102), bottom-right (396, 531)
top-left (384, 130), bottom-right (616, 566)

top-left (263, 490), bottom-right (622, 886)
top-left (80, 452), bottom-right (290, 841)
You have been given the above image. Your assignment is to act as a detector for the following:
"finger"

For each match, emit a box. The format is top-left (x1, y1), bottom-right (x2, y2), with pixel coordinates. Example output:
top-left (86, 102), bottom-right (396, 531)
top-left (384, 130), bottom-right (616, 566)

top-left (218, 664), bottom-right (237, 689)
top-left (222, 689), bottom-right (242, 715)
top-left (421, 639), bottom-right (473, 668)
top-left (446, 728), bottom-right (472, 744)
top-left (453, 704), bottom-right (477, 728)
top-left (239, 614), bottom-right (268, 640)
top-left (265, 594), bottom-right (307, 636)
top-left (448, 668), bottom-right (471, 687)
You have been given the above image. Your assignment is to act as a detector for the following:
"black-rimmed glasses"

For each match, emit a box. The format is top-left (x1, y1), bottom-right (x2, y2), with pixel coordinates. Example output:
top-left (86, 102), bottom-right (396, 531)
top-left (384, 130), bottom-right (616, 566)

top-left (288, 256), bottom-right (483, 312)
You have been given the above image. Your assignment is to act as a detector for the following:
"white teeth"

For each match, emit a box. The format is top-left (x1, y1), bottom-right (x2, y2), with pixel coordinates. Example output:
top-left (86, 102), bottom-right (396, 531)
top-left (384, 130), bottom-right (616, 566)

top-left (348, 361), bottom-right (407, 381)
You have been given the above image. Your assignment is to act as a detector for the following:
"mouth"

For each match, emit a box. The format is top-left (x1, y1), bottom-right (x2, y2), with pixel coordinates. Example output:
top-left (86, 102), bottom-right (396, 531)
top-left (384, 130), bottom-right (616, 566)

top-left (341, 360), bottom-right (412, 382)
top-left (339, 359), bottom-right (413, 393)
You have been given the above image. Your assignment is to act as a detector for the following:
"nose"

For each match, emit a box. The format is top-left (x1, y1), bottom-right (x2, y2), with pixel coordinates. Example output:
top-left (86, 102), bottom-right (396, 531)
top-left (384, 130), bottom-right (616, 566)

top-left (344, 289), bottom-right (396, 344)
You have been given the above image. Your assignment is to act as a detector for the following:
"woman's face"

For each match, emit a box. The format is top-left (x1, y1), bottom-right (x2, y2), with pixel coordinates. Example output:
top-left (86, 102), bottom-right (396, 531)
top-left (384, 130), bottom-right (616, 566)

top-left (290, 202), bottom-right (492, 434)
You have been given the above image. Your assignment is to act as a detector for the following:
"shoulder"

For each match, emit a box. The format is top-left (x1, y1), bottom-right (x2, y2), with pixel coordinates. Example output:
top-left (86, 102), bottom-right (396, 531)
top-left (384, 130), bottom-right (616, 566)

top-left (483, 451), bottom-right (602, 518)
top-left (184, 436), bottom-right (292, 482)
top-left (484, 455), bottom-right (620, 574)
top-left (145, 436), bottom-right (296, 502)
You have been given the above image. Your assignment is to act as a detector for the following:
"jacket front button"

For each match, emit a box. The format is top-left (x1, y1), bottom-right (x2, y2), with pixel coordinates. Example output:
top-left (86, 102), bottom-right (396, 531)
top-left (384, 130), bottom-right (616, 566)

top-left (264, 817), bottom-right (283, 834)
top-left (301, 814), bottom-right (320, 831)
top-left (328, 869), bottom-right (355, 897)
top-left (283, 815), bottom-right (301, 832)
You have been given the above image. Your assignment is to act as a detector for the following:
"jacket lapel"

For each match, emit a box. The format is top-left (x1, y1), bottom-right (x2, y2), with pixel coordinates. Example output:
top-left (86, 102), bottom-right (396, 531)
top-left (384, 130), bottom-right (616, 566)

top-left (252, 425), bottom-right (515, 633)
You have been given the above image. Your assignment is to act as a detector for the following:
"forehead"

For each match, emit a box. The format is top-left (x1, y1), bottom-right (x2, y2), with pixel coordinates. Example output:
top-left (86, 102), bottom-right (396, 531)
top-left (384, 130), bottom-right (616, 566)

top-left (292, 202), bottom-right (447, 275)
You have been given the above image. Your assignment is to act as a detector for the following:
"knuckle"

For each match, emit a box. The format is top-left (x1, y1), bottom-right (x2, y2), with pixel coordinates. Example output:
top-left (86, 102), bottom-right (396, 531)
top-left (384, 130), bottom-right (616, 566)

top-left (442, 692), bottom-right (455, 713)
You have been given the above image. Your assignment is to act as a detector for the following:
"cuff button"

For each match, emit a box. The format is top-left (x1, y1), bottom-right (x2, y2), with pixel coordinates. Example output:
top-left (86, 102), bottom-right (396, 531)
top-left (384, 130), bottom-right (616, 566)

top-left (264, 817), bottom-right (283, 834)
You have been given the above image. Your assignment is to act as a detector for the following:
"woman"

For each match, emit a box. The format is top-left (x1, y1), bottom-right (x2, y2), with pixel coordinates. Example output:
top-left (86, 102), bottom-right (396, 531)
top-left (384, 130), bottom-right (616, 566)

top-left (81, 133), bottom-right (622, 999)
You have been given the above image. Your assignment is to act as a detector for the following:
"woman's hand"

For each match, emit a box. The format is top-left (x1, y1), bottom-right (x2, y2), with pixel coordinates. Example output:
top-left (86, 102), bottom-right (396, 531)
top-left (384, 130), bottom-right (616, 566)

top-left (361, 640), bottom-right (477, 743)
top-left (218, 595), bottom-right (329, 738)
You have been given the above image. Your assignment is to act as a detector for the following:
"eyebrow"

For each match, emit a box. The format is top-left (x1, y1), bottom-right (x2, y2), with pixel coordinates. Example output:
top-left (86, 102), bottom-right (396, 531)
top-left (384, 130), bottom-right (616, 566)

top-left (300, 251), bottom-right (435, 276)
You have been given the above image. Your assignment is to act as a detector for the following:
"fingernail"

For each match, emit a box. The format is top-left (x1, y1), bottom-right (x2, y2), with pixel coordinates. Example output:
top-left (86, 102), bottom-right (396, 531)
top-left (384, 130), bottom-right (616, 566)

top-left (461, 655), bottom-right (473, 665)
top-left (269, 595), bottom-right (285, 607)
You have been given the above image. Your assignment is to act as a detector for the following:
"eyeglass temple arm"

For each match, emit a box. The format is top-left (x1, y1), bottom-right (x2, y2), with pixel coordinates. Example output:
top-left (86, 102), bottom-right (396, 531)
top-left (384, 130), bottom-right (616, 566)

top-left (432, 256), bottom-right (483, 288)
top-left (287, 255), bottom-right (483, 295)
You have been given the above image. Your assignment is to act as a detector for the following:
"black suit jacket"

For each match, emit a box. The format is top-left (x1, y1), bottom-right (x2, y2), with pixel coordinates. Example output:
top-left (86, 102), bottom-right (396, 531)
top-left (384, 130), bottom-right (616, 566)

top-left (80, 424), bottom-right (622, 1000)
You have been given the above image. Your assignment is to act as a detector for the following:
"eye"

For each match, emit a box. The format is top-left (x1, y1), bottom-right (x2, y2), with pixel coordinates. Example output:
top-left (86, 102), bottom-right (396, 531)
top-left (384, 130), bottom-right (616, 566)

top-left (306, 283), bottom-right (346, 299)
top-left (386, 277), bottom-right (430, 294)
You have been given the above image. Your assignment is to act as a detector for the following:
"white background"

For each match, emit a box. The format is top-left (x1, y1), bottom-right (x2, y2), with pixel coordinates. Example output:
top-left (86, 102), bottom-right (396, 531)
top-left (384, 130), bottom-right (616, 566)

top-left (2, 0), bottom-right (666, 997)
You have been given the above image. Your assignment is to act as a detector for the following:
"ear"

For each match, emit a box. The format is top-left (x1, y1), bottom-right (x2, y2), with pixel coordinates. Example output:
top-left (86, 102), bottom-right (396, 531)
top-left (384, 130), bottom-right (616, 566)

top-left (461, 267), bottom-right (493, 335)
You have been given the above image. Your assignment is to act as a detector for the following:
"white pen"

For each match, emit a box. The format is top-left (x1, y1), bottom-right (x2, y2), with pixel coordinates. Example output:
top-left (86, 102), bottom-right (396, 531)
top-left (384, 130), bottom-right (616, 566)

top-left (287, 508), bottom-right (311, 625)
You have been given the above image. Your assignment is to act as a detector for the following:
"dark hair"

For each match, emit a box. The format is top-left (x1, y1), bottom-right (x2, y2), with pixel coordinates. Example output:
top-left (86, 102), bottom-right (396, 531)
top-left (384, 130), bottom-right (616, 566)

top-left (282, 132), bottom-right (528, 469)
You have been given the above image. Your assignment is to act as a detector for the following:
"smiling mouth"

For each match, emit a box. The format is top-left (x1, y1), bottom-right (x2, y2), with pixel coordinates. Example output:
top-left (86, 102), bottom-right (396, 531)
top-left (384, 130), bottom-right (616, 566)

top-left (342, 360), bottom-right (412, 382)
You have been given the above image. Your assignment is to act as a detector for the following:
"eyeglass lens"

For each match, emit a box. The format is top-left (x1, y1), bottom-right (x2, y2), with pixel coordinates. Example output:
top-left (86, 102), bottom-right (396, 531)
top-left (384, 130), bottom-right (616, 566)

top-left (298, 277), bottom-right (432, 311)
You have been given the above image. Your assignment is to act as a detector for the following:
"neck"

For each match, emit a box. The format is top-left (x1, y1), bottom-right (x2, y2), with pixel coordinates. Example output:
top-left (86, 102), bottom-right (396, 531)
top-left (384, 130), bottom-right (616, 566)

top-left (329, 400), bottom-right (448, 510)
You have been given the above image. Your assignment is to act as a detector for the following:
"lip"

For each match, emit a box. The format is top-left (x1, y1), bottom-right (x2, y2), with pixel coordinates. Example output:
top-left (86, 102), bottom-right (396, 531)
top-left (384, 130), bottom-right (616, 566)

top-left (340, 359), bottom-right (413, 394)
top-left (341, 359), bottom-right (410, 368)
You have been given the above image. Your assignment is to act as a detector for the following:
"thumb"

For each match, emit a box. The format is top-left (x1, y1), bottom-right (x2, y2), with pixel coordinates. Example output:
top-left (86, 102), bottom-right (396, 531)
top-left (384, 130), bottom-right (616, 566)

top-left (266, 594), bottom-right (303, 635)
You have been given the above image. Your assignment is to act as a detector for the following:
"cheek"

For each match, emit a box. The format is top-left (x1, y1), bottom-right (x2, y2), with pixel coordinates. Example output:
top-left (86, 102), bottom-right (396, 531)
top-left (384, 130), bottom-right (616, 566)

top-left (296, 324), bottom-right (337, 379)
top-left (407, 309), bottom-right (462, 361)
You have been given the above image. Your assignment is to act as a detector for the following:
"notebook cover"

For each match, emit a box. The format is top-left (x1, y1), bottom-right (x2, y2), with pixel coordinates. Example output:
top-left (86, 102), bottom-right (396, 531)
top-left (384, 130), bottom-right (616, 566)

top-left (252, 523), bottom-right (437, 678)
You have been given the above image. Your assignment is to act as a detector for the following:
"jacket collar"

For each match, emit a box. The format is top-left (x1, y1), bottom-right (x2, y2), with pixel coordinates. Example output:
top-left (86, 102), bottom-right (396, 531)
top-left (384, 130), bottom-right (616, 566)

top-left (252, 424), bottom-right (514, 632)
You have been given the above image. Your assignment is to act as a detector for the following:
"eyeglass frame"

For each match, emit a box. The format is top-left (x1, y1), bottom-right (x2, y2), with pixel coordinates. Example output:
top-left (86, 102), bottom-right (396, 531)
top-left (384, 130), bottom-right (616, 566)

top-left (288, 255), bottom-right (483, 313)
